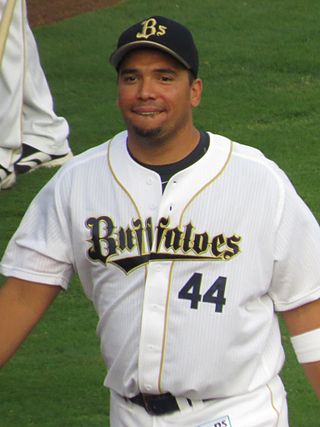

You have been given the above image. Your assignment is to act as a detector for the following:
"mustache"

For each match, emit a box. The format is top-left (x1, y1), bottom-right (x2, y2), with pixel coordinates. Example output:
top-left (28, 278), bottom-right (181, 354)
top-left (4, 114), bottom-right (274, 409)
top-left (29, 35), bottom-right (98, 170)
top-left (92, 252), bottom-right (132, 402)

top-left (131, 103), bottom-right (164, 112)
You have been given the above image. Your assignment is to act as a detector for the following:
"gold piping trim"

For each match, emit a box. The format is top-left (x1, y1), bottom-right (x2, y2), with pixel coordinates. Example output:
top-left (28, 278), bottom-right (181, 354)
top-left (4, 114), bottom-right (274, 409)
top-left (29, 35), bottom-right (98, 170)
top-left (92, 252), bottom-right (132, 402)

top-left (108, 138), bottom-right (142, 225)
top-left (158, 138), bottom-right (234, 390)
top-left (108, 138), bottom-right (151, 391)
top-left (267, 383), bottom-right (280, 426)
top-left (180, 139), bottom-right (234, 224)
top-left (158, 261), bottom-right (175, 393)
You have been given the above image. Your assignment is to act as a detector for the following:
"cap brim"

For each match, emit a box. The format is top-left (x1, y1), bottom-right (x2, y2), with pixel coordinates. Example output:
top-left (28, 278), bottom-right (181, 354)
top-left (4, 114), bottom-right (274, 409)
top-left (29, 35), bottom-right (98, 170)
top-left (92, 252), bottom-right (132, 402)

top-left (109, 40), bottom-right (191, 71)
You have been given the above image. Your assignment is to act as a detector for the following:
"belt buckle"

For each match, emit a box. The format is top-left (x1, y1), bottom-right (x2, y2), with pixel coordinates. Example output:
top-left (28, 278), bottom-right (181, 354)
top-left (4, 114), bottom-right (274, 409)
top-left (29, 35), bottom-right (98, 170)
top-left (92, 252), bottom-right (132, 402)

top-left (141, 393), bottom-right (179, 416)
top-left (141, 394), bottom-right (156, 415)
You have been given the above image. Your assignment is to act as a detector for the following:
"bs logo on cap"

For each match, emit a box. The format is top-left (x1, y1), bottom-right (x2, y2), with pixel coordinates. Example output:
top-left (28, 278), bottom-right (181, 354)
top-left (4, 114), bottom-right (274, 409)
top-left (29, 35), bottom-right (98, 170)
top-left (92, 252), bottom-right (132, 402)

top-left (136, 18), bottom-right (167, 39)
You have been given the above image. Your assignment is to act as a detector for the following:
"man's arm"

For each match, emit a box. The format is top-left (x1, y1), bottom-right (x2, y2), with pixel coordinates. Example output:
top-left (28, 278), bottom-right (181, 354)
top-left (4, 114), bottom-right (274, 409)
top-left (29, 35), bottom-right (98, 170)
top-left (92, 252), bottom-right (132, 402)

top-left (282, 299), bottom-right (320, 399)
top-left (0, 277), bottom-right (61, 366)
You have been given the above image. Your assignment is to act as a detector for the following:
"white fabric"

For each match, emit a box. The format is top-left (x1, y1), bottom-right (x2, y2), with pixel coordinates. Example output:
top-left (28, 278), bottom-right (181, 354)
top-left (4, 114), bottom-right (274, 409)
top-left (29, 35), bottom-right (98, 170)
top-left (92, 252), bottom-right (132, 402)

top-left (110, 375), bottom-right (289, 426)
top-left (1, 131), bottom-right (320, 403)
top-left (0, 0), bottom-right (70, 170)
top-left (291, 328), bottom-right (320, 363)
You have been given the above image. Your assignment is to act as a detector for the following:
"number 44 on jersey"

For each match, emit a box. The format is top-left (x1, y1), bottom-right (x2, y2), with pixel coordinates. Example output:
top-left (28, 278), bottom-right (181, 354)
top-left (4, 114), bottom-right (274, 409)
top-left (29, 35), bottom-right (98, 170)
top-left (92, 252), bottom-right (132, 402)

top-left (178, 273), bottom-right (227, 313)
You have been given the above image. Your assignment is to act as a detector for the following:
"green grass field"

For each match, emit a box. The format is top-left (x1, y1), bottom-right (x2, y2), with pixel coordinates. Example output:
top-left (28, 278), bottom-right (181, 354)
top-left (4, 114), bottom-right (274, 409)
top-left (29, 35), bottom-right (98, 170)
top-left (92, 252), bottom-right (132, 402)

top-left (0, 0), bottom-right (319, 425)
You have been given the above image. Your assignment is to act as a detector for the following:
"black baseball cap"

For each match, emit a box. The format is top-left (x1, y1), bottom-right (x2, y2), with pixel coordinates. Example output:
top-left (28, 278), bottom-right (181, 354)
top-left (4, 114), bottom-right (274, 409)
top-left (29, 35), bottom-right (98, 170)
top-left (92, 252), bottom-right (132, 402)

top-left (109, 16), bottom-right (199, 77)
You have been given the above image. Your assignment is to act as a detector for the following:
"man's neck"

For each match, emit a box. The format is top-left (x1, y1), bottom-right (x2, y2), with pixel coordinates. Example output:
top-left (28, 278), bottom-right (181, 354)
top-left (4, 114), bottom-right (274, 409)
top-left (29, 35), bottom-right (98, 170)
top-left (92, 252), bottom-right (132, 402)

top-left (132, 131), bottom-right (210, 192)
top-left (126, 126), bottom-right (200, 166)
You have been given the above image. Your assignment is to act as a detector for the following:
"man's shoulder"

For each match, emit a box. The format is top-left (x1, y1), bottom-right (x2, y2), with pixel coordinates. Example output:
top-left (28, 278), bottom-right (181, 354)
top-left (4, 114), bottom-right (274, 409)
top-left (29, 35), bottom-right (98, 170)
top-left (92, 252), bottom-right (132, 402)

top-left (61, 131), bottom-right (128, 171)
top-left (207, 131), bottom-right (288, 187)
top-left (208, 132), bottom-right (278, 169)
top-left (207, 132), bottom-right (266, 160)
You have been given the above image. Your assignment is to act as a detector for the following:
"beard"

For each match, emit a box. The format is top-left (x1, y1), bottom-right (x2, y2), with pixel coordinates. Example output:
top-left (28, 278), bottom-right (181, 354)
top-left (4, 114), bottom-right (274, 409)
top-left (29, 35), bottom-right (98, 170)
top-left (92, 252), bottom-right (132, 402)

top-left (131, 124), bottom-right (163, 140)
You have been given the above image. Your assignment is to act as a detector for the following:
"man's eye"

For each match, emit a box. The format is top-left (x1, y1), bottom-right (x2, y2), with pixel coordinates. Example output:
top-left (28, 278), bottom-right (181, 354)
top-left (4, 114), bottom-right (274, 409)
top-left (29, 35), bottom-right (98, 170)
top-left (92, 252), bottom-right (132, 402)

top-left (123, 75), bottom-right (136, 83)
top-left (160, 75), bottom-right (173, 82)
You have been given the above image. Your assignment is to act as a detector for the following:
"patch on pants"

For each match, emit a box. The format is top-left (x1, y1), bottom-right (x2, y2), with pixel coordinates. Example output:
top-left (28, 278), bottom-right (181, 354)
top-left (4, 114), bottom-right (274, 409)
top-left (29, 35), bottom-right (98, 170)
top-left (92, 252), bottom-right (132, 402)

top-left (197, 415), bottom-right (232, 427)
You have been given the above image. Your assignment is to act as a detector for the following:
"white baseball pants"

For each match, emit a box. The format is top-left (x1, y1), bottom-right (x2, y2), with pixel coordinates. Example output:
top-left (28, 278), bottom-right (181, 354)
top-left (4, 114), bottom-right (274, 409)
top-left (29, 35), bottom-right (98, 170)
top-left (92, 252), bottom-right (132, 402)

top-left (109, 376), bottom-right (289, 427)
top-left (0, 0), bottom-right (69, 170)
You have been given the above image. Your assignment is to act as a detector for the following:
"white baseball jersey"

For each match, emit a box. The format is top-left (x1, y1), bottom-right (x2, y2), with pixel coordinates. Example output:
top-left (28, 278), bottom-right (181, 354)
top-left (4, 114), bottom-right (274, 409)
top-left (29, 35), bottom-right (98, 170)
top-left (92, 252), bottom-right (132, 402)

top-left (1, 131), bottom-right (320, 400)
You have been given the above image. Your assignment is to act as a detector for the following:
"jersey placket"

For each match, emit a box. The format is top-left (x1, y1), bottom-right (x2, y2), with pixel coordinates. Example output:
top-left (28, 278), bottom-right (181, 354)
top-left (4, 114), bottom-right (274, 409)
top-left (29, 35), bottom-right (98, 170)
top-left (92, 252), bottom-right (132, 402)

top-left (137, 173), bottom-right (179, 394)
top-left (138, 258), bottom-right (173, 394)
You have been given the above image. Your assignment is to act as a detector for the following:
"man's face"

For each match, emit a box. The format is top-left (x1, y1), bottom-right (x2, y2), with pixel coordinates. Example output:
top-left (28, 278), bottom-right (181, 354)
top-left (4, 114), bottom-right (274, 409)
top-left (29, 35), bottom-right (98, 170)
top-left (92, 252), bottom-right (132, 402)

top-left (117, 49), bottom-right (202, 143)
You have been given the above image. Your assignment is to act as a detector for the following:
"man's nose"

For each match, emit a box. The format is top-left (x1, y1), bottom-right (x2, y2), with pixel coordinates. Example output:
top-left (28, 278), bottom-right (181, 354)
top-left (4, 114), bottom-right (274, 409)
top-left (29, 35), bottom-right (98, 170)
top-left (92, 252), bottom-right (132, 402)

top-left (137, 78), bottom-right (156, 100)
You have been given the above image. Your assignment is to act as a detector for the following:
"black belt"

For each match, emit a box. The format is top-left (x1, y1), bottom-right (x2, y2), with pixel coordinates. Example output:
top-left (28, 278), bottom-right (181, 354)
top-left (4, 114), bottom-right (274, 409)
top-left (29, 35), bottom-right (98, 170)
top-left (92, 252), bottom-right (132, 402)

top-left (128, 392), bottom-right (193, 416)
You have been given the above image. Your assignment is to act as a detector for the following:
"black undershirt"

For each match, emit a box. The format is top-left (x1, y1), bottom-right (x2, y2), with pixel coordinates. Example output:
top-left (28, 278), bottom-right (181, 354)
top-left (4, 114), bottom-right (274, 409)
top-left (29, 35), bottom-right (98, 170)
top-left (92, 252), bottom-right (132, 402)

top-left (130, 131), bottom-right (209, 191)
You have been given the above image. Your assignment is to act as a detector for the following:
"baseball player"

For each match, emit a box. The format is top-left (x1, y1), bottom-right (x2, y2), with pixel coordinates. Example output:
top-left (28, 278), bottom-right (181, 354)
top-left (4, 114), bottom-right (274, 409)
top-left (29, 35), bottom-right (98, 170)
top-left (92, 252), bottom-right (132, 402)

top-left (0, 0), bottom-right (72, 190)
top-left (0, 16), bottom-right (319, 427)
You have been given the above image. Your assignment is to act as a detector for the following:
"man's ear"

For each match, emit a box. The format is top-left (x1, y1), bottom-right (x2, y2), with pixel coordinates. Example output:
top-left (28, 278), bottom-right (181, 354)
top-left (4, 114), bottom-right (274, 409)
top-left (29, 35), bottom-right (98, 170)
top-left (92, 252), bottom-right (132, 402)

top-left (191, 78), bottom-right (203, 108)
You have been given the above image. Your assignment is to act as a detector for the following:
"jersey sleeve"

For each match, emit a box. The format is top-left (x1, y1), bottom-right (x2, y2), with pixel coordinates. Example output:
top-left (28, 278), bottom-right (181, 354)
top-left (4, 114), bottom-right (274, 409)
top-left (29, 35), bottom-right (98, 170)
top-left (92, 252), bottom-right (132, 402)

top-left (0, 169), bottom-right (74, 289)
top-left (269, 172), bottom-right (320, 311)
